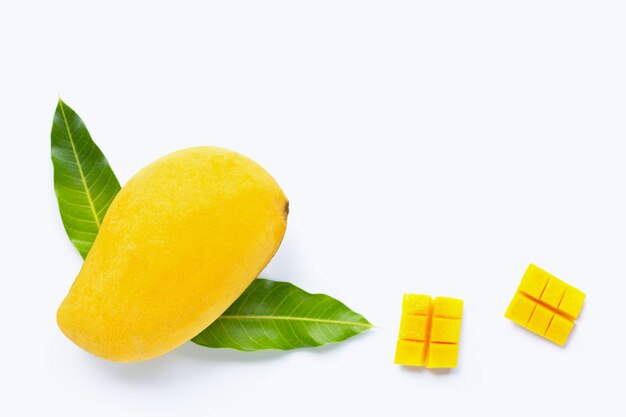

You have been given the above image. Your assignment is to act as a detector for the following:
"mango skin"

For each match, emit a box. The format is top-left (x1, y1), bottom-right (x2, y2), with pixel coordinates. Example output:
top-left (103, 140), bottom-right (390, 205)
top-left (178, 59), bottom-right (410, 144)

top-left (57, 147), bottom-right (288, 362)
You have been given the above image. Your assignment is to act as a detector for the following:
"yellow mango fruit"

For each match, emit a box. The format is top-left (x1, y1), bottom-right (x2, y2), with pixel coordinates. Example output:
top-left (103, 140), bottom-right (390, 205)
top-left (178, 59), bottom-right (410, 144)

top-left (57, 147), bottom-right (288, 362)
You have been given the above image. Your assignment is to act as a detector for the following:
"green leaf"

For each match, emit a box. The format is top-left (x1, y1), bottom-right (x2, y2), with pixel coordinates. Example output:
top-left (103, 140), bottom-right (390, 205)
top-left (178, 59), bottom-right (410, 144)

top-left (192, 279), bottom-right (373, 351)
top-left (51, 99), bottom-right (121, 258)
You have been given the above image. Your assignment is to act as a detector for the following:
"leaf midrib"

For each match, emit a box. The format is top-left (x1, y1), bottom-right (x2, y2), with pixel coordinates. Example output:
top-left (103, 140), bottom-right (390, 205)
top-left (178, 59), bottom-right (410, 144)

top-left (218, 315), bottom-right (373, 328)
top-left (58, 100), bottom-right (101, 229)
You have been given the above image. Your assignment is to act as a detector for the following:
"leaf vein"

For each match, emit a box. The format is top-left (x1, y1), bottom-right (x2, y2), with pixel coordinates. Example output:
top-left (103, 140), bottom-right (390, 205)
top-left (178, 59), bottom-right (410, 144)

top-left (58, 101), bottom-right (101, 229)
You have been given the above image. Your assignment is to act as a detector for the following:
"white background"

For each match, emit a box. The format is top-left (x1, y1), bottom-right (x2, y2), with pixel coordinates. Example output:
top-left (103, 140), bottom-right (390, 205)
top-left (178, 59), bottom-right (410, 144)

top-left (1, 1), bottom-right (624, 415)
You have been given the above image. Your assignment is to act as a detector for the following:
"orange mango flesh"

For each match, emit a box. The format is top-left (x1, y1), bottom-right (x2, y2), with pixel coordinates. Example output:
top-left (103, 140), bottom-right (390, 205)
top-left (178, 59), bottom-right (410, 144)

top-left (394, 295), bottom-right (463, 368)
top-left (505, 264), bottom-right (585, 346)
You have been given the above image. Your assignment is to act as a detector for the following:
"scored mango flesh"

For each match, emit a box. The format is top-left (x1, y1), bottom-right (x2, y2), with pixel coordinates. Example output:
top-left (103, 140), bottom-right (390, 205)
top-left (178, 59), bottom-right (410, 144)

top-left (505, 264), bottom-right (585, 346)
top-left (394, 295), bottom-right (463, 368)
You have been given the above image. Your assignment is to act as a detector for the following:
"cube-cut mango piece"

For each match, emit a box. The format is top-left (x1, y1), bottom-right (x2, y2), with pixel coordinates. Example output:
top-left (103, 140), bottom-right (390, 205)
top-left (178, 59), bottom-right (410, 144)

top-left (559, 286), bottom-right (585, 320)
top-left (526, 304), bottom-right (553, 336)
top-left (544, 314), bottom-right (574, 346)
top-left (540, 277), bottom-right (567, 309)
top-left (402, 294), bottom-right (432, 316)
top-left (518, 264), bottom-right (551, 299)
top-left (394, 294), bottom-right (463, 369)
top-left (504, 293), bottom-right (536, 327)
top-left (430, 317), bottom-right (462, 343)
top-left (433, 297), bottom-right (464, 319)
top-left (427, 343), bottom-right (459, 368)
top-left (399, 314), bottom-right (429, 341)
top-left (505, 264), bottom-right (585, 346)
top-left (394, 340), bottom-right (426, 366)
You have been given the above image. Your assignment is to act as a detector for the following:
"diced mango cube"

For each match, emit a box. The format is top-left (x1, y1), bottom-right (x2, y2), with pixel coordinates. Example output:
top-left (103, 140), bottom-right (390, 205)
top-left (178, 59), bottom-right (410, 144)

top-left (505, 264), bottom-right (584, 347)
top-left (402, 294), bottom-right (432, 316)
top-left (540, 277), bottom-right (567, 309)
top-left (558, 286), bottom-right (585, 320)
top-left (433, 296), bottom-right (463, 319)
top-left (426, 343), bottom-right (459, 368)
top-left (545, 314), bottom-right (575, 346)
top-left (398, 314), bottom-right (429, 341)
top-left (394, 339), bottom-right (426, 366)
top-left (430, 317), bottom-right (462, 343)
top-left (504, 293), bottom-right (536, 327)
top-left (518, 264), bottom-right (550, 298)
top-left (526, 304), bottom-right (553, 336)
